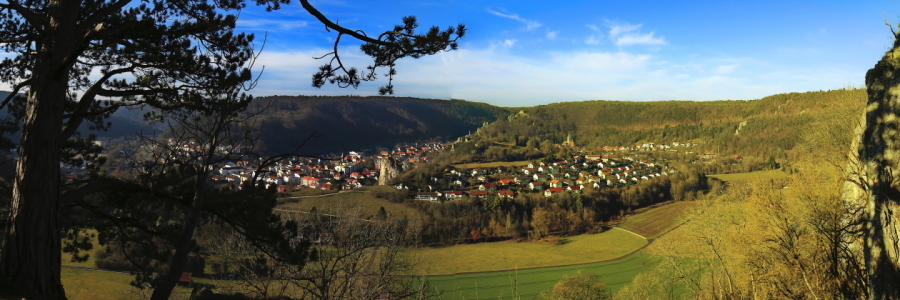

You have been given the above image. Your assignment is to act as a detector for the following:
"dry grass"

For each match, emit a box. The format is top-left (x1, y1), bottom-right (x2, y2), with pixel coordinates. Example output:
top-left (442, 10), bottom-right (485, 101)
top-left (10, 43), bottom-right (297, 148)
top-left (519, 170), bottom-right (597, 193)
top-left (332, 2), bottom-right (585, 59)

top-left (619, 202), bottom-right (697, 239)
top-left (707, 170), bottom-right (787, 184)
top-left (451, 160), bottom-right (533, 169)
top-left (277, 187), bottom-right (423, 223)
top-left (287, 188), bottom-right (339, 197)
top-left (61, 229), bottom-right (102, 269)
top-left (62, 268), bottom-right (135, 300)
top-left (62, 267), bottom-right (225, 300)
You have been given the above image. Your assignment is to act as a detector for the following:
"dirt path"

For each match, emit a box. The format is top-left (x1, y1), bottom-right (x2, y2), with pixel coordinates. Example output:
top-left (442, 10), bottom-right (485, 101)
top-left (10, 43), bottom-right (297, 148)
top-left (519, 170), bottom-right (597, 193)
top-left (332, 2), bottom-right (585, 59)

top-left (284, 189), bottom-right (368, 199)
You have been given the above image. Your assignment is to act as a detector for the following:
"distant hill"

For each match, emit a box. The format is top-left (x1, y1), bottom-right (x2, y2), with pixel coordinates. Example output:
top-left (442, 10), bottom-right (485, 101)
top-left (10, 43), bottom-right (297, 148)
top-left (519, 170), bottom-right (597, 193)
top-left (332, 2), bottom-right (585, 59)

top-left (0, 93), bottom-right (510, 153)
top-left (465, 89), bottom-right (866, 168)
top-left (81, 108), bottom-right (167, 139)
top-left (247, 95), bottom-right (511, 155)
top-left (0, 91), bottom-right (163, 141)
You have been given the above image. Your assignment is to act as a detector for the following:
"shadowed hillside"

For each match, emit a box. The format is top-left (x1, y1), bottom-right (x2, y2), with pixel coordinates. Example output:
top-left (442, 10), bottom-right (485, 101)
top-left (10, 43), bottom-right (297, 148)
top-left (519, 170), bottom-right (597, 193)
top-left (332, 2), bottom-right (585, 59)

top-left (248, 95), bottom-right (511, 155)
top-left (0, 93), bottom-right (509, 155)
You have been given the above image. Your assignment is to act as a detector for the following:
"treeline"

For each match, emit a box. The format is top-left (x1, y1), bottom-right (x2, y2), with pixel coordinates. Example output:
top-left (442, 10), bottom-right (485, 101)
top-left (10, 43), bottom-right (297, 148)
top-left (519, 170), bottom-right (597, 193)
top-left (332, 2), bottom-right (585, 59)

top-left (374, 167), bottom-right (713, 246)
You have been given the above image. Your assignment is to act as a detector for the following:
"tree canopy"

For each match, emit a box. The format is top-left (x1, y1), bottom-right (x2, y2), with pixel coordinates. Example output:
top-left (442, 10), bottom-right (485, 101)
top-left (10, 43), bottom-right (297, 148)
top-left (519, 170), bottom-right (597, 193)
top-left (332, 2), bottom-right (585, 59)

top-left (0, 0), bottom-right (464, 298)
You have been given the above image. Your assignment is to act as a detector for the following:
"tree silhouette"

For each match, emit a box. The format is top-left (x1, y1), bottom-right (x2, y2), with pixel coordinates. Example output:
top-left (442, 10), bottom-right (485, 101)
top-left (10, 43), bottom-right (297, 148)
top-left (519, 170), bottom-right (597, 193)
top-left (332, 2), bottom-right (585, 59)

top-left (0, 0), bottom-right (464, 298)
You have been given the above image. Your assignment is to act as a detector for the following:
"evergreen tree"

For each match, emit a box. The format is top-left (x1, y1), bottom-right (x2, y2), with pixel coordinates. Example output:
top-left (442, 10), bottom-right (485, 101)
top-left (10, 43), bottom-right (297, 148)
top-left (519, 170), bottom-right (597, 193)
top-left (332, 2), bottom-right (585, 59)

top-left (0, 0), bottom-right (464, 298)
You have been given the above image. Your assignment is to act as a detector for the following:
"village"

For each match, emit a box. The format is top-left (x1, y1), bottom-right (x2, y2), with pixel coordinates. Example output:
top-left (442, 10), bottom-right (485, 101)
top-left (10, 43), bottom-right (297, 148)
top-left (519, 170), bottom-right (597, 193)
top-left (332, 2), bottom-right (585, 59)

top-left (195, 139), bottom-right (690, 203)
top-left (404, 153), bottom-right (676, 203)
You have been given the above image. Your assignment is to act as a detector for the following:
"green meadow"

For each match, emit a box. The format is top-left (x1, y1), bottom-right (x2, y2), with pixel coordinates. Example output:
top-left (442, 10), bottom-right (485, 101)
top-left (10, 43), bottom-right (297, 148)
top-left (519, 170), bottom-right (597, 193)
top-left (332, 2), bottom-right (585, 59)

top-left (426, 253), bottom-right (662, 299)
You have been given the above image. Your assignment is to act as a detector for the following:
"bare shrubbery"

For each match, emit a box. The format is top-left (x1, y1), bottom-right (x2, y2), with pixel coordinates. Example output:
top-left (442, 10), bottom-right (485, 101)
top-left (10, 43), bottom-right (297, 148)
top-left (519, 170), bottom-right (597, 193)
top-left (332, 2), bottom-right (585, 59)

top-left (209, 205), bottom-right (431, 300)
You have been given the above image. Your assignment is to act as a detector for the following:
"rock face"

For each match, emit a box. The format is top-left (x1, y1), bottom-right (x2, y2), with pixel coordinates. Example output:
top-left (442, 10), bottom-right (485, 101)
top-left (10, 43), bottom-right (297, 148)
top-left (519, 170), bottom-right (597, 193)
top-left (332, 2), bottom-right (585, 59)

top-left (378, 156), bottom-right (403, 186)
top-left (846, 35), bottom-right (900, 299)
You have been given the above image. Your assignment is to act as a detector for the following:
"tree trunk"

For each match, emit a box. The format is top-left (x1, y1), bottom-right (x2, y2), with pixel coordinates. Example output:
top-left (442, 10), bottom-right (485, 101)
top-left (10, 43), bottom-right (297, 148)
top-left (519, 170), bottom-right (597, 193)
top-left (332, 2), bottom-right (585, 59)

top-left (0, 1), bottom-right (78, 299)
top-left (851, 37), bottom-right (900, 300)
top-left (150, 180), bottom-right (207, 300)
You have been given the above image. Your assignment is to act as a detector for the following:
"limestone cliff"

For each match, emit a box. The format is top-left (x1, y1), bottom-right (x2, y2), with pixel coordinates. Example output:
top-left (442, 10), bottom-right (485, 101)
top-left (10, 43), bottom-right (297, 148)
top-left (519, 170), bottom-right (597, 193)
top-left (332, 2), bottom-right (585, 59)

top-left (846, 33), bottom-right (900, 299)
top-left (378, 156), bottom-right (403, 186)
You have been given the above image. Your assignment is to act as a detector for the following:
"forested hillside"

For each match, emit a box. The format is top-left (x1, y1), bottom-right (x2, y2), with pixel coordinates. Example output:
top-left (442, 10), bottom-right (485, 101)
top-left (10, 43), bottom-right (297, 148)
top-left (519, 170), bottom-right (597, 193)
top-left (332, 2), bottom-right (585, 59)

top-left (460, 89), bottom-right (865, 172)
top-left (247, 95), bottom-right (511, 155)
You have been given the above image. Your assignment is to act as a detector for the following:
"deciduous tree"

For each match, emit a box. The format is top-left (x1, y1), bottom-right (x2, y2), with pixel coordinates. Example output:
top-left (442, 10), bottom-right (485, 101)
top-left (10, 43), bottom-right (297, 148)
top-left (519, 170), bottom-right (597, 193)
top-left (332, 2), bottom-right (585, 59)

top-left (541, 271), bottom-right (610, 300)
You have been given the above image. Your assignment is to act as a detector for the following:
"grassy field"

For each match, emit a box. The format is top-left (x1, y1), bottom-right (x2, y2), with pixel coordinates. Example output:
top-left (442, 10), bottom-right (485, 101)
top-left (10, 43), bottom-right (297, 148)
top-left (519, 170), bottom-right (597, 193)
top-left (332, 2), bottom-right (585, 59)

top-left (62, 267), bottom-right (204, 300)
top-left (287, 188), bottom-right (339, 197)
top-left (707, 170), bottom-right (787, 184)
top-left (619, 202), bottom-right (697, 239)
top-left (426, 253), bottom-right (661, 299)
top-left (61, 229), bottom-right (102, 268)
top-left (411, 228), bottom-right (646, 275)
top-left (62, 268), bottom-right (134, 300)
top-left (277, 186), bottom-right (424, 222)
top-left (451, 160), bottom-right (532, 169)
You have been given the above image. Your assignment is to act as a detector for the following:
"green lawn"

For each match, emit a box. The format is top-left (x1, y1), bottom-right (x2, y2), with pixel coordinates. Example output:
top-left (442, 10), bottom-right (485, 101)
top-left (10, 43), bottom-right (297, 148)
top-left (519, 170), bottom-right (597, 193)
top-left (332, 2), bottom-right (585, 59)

top-left (707, 170), bottom-right (787, 184)
top-left (619, 202), bottom-right (697, 239)
top-left (451, 160), bottom-right (533, 169)
top-left (426, 253), bottom-right (661, 300)
top-left (410, 228), bottom-right (647, 275)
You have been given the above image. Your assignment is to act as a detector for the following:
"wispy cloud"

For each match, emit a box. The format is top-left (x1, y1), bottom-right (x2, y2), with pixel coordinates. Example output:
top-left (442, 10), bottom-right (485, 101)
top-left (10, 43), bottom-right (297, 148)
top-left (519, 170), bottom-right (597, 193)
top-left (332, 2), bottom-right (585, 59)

top-left (546, 30), bottom-right (559, 40)
top-left (584, 24), bottom-right (603, 45)
top-left (249, 44), bottom-right (862, 106)
top-left (585, 36), bottom-right (602, 45)
top-left (486, 8), bottom-right (542, 31)
top-left (488, 39), bottom-right (518, 48)
top-left (237, 19), bottom-right (309, 31)
top-left (715, 64), bottom-right (739, 74)
top-left (605, 21), bottom-right (666, 46)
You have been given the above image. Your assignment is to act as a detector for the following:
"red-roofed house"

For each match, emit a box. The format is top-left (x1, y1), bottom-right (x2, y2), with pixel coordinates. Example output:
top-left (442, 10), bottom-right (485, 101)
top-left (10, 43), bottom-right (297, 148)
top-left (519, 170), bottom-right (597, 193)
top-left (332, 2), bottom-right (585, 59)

top-left (468, 190), bottom-right (489, 198)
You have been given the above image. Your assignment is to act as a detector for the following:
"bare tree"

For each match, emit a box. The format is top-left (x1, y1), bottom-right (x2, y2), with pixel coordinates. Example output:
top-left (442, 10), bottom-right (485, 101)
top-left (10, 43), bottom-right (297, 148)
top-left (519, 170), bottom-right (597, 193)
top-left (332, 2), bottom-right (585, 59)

top-left (212, 206), bottom-right (431, 300)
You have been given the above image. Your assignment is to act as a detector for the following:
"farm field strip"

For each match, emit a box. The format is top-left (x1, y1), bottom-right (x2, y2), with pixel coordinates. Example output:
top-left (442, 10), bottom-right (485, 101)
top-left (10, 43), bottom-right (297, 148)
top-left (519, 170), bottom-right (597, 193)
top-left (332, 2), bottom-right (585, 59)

top-left (427, 253), bottom-right (662, 299)
top-left (618, 201), bottom-right (697, 239)
top-left (412, 228), bottom-right (647, 275)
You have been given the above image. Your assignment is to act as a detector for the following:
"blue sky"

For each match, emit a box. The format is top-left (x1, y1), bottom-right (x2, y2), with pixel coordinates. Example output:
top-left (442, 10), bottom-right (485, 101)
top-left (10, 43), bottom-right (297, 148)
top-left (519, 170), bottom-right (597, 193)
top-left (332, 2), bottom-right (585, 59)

top-left (236, 0), bottom-right (900, 106)
top-left (63, 1), bottom-right (900, 107)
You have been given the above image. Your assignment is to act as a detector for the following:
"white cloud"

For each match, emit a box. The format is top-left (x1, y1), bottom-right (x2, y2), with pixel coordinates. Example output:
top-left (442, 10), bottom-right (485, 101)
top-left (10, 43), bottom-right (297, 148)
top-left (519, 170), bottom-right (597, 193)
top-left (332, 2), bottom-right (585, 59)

top-left (615, 32), bottom-right (665, 46)
top-left (546, 30), bottom-right (559, 39)
top-left (608, 23), bottom-right (642, 37)
top-left (503, 39), bottom-right (517, 47)
top-left (237, 19), bottom-right (309, 31)
top-left (249, 44), bottom-right (864, 107)
top-left (584, 24), bottom-right (603, 45)
top-left (486, 8), bottom-right (542, 31)
top-left (605, 21), bottom-right (666, 46)
top-left (715, 64), bottom-right (739, 74)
